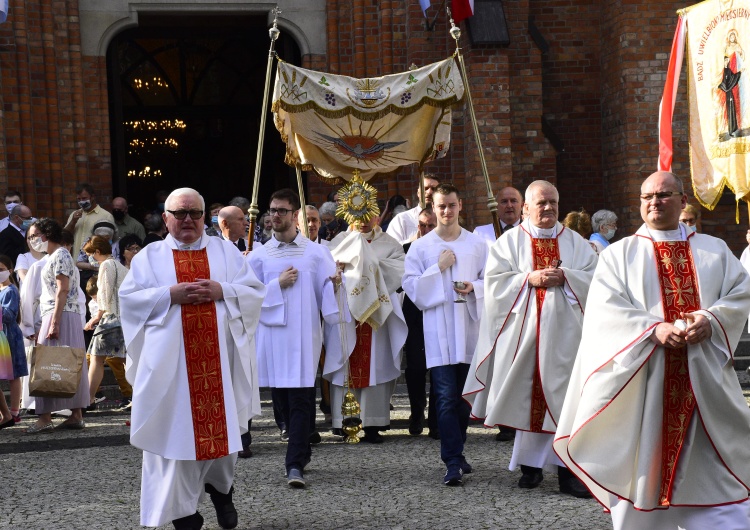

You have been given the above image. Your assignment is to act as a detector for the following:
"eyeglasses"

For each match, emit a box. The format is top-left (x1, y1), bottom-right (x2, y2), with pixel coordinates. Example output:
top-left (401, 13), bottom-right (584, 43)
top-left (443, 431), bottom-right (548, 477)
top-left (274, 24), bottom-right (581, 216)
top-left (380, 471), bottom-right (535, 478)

top-left (125, 245), bottom-right (141, 253)
top-left (166, 209), bottom-right (203, 220)
top-left (639, 191), bottom-right (682, 202)
top-left (269, 208), bottom-right (291, 217)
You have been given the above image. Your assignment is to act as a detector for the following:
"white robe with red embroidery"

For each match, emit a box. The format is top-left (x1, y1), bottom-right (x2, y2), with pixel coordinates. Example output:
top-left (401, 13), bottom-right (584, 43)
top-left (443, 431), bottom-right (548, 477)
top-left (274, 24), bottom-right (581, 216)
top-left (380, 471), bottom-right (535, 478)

top-left (554, 225), bottom-right (750, 519)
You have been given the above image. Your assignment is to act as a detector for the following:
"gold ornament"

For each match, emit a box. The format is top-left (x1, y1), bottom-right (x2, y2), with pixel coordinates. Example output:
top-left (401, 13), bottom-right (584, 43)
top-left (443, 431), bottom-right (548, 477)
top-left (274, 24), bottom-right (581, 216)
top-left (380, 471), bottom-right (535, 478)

top-left (335, 169), bottom-right (380, 226)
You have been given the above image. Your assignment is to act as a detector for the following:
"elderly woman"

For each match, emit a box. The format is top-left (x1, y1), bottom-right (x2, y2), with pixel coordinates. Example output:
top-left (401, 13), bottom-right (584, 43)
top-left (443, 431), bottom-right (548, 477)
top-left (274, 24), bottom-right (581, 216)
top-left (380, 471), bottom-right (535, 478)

top-left (589, 209), bottom-right (618, 254)
top-left (118, 234), bottom-right (142, 269)
top-left (83, 236), bottom-right (128, 410)
top-left (27, 218), bottom-right (89, 433)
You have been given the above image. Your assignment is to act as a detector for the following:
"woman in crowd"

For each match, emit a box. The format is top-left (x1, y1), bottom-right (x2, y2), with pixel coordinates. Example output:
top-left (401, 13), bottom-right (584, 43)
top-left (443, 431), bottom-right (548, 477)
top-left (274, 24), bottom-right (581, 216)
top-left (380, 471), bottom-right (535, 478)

top-left (205, 202), bottom-right (224, 237)
top-left (118, 234), bottom-right (142, 269)
top-left (0, 254), bottom-right (25, 428)
top-left (378, 194), bottom-right (407, 232)
top-left (27, 218), bottom-right (89, 433)
top-left (589, 209), bottom-right (618, 254)
top-left (83, 236), bottom-right (128, 411)
top-left (15, 221), bottom-right (45, 284)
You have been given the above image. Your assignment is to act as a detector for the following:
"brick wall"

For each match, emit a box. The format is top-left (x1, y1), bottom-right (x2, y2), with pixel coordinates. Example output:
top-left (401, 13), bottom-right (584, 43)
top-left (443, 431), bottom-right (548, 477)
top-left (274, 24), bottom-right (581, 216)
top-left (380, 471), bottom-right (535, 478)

top-left (0, 0), bottom-right (111, 222)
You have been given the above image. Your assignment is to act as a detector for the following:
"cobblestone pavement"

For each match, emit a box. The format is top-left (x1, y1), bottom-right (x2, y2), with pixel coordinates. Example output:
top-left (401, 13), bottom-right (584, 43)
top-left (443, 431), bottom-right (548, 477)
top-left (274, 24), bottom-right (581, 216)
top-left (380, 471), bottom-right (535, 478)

top-left (6, 372), bottom-right (750, 530)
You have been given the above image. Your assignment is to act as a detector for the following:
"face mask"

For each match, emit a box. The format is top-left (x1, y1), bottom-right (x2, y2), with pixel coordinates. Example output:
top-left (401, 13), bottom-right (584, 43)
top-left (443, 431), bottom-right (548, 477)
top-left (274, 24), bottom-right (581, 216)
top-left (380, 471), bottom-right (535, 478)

top-left (211, 216), bottom-right (219, 225)
top-left (88, 255), bottom-right (99, 267)
top-left (30, 237), bottom-right (47, 253)
top-left (604, 228), bottom-right (616, 241)
top-left (0, 271), bottom-right (10, 283)
top-left (112, 210), bottom-right (125, 221)
top-left (78, 200), bottom-right (91, 210)
top-left (5, 202), bottom-right (18, 215)
top-left (20, 220), bottom-right (33, 231)
top-left (687, 225), bottom-right (697, 233)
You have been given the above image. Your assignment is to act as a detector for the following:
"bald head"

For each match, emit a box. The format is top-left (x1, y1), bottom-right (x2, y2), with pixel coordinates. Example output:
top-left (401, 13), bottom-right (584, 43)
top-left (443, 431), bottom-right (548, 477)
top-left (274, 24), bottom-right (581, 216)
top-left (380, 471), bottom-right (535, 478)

top-left (639, 171), bottom-right (687, 231)
top-left (497, 187), bottom-right (523, 226)
top-left (218, 206), bottom-right (249, 242)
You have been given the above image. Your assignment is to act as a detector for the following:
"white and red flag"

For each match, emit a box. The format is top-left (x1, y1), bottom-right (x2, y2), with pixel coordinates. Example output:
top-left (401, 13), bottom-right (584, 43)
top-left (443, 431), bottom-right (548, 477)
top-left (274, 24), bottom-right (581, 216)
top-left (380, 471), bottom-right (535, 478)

top-left (420, 0), bottom-right (474, 23)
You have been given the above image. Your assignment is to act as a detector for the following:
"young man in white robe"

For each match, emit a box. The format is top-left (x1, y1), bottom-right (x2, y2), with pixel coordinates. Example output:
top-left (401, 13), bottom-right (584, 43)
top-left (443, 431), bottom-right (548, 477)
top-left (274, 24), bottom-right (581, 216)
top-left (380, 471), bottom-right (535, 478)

top-left (247, 188), bottom-right (341, 489)
top-left (386, 174), bottom-right (439, 244)
top-left (554, 171), bottom-right (750, 529)
top-left (120, 188), bottom-right (266, 530)
top-left (403, 183), bottom-right (487, 486)
top-left (324, 215), bottom-right (407, 443)
top-left (463, 180), bottom-right (597, 497)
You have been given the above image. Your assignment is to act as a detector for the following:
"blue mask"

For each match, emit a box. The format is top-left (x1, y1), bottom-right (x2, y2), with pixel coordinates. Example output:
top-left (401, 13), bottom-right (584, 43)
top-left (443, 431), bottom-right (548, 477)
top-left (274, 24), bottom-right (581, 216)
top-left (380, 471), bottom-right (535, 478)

top-left (88, 255), bottom-right (99, 267)
top-left (21, 220), bottom-right (33, 231)
top-left (211, 216), bottom-right (219, 226)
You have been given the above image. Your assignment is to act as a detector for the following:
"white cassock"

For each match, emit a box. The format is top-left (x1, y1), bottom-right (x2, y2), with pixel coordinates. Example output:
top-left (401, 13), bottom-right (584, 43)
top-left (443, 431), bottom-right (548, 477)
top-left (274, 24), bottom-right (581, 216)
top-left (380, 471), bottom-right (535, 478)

top-left (554, 225), bottom-right (750, 529)
top-left (401, 228), bottom-right (487, 369)
top-left (247, 233), bottom-right (339, 388)
top-left (463, 220), bottom-right (596, 471)
top-left (386, 206), bottom-right (419, 245)
top-left (323, 229), bottom-right (407, 429)
top-left (120, 233), bottom-right (265, 527)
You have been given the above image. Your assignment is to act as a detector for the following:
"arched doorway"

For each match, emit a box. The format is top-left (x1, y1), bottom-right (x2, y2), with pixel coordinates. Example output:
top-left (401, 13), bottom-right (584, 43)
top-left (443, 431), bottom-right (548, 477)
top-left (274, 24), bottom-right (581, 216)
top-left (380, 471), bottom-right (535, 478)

top-left (107, 14), bottom-right (301, 221)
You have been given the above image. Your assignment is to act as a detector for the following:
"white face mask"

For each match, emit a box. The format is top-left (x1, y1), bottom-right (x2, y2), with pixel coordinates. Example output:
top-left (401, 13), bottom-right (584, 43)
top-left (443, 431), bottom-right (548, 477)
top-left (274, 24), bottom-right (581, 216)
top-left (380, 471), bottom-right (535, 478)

top-left (0, 271), bottom-right (10, 283)
top-left (88, 255), bottom-right (99, 267)
top-left (687, 225), bottom-right (697, 233)
top-left (604, 228), bottom-right (616, 241)
top-left (5, 202), bottom-right (18, 215)
top-left (29, 237), bottom-right (47, 253)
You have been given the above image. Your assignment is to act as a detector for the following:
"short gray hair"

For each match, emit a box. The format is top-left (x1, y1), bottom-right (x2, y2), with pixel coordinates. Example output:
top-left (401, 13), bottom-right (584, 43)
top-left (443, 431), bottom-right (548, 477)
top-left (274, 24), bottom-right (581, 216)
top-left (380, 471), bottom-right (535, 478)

top-left (319, 201), bottom-right (337, 217)
top-left (165, 188), bottom-right (205, 212)
top-left (591, 209), bottom-right (617, 232)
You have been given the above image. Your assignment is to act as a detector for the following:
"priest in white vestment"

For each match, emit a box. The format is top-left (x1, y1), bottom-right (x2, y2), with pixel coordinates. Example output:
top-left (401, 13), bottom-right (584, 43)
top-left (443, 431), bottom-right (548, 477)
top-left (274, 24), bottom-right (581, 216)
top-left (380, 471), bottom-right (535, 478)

top-left (247, 188), bottom-right (341, 489)
top-left (324, 217), bottom-right (407, 443)
top-left (386, 174), bottom-right (439, 244)
top-left (554, 171), bottom-right (750, 529)
top-left (463, 180), bottom-right (597, 497)
top-left (121, 188), bottom-right (265, 530)
top-left (403, 183), bottom-right (487, 486)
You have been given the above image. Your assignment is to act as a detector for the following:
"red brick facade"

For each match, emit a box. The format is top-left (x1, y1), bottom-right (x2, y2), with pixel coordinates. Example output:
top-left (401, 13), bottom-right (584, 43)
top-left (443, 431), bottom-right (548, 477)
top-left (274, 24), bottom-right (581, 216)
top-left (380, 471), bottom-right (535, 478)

top-left (0, 1), bottom-right (747, 251)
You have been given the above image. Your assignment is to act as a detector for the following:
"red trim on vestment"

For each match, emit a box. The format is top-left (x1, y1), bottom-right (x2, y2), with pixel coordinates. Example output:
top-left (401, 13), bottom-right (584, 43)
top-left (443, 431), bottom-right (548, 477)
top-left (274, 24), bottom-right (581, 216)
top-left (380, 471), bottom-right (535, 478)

top-left (172, 249), bottom-right (229, 461)
top-left (349, 322), bottom-right (372, 388)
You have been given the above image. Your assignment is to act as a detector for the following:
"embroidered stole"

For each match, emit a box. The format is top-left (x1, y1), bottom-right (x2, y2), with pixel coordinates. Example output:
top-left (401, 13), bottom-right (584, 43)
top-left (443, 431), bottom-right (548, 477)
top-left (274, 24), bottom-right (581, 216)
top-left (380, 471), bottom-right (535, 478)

top-left (348, 237), bottom-right (373, 389)
top-left (529, 237), bottom-right (560, 432)
top-left (652, 241), bottom-right (699, 506)
top-left (172, 248), bottom-right (229, 460)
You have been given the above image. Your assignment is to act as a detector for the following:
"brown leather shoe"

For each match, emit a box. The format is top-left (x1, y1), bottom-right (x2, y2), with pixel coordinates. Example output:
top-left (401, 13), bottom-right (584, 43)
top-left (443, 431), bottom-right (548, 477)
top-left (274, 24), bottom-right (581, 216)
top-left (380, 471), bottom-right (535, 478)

top-left (237, 446), bottom-right (253, 458)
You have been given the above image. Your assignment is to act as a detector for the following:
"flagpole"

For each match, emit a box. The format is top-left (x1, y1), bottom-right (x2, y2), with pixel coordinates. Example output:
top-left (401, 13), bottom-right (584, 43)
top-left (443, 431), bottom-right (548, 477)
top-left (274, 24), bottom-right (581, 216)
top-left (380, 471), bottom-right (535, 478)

top-left (296, 165), bottom-right (310, 238)
top-left (247, 7), bottom-right (281, 251)
top-left (447, 8), bottom-right (501, 239)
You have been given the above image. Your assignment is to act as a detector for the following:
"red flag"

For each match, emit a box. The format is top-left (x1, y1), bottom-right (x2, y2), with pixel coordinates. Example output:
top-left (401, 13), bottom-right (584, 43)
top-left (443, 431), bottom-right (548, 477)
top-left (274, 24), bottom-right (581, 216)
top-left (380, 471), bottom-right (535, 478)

top-left (451, 0), bottom-right (474, 23)
top-left (657, 16), bottom-right (685, 172)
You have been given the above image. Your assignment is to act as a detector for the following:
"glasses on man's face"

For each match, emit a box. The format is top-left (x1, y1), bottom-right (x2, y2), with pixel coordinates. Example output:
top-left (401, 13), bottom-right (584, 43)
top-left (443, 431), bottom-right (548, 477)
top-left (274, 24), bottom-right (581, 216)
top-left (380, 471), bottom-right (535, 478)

top-left (5, 200), bottom-right (19, 205)
top-left (269, 208), bottom-right (291, 217)
top-left (126, 245), bottom-right (141, 253)
top-left (639, 191), bottom-right (682, 202)
top-left (167, 209), bottom-right (203, 220)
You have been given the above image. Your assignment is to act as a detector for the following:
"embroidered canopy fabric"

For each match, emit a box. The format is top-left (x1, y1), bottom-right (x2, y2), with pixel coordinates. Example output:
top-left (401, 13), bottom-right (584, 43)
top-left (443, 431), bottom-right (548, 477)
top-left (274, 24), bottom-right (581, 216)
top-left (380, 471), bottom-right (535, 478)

top-left (272, 57), bottom-right (464, 182)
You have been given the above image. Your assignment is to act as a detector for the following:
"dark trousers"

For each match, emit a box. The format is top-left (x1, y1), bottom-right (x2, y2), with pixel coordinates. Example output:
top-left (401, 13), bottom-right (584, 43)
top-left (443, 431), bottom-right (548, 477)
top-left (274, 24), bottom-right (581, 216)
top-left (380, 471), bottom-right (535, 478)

top-left (404, 347), bottom-right (437, 431)
top-left (272, 387), bottom-right (315, 472)
top-left (431, 363), bottom-right (471, 467)
top-left (240, 419), bottom-right (252, 448)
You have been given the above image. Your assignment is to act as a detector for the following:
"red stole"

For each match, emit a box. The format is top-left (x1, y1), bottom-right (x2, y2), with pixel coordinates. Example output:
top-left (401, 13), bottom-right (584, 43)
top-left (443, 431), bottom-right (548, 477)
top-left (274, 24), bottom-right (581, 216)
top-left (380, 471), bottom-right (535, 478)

top-left (529, 237), bottom-right (560, 432)
top-left (172, 248), bottom-right (229, 460)
top-left (348, 237), bottom-right (373, 389)
top-left (652, 240), bottom-right (700, 506)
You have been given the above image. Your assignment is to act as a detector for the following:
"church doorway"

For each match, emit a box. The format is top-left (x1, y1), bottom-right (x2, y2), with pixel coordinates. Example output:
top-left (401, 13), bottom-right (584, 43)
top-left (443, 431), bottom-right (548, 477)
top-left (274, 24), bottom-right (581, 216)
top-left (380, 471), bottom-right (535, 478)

top-left (107, 14), bottom-right (301, 221)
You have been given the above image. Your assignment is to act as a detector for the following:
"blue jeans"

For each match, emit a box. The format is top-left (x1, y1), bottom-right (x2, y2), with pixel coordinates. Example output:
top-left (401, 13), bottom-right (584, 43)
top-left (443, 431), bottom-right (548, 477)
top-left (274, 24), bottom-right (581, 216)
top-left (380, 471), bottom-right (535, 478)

top-left (271, 387), bottom-right (315, 472)
top-left (431, 363), bottom-right (471, 467)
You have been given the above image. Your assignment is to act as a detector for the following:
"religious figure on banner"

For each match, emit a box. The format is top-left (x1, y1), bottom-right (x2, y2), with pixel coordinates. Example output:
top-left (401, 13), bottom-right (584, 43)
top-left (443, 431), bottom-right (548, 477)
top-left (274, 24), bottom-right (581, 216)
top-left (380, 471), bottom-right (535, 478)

top-left (716, 29), bottom-right (749, 140)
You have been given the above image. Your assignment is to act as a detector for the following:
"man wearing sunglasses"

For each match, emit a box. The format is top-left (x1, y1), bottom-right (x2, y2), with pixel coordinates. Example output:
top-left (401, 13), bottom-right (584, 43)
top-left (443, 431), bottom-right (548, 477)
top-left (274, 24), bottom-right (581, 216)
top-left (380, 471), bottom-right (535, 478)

top-left (555, 171), bottom-right (750, 528)
top-left (120, 187), bottom-right (266, 530)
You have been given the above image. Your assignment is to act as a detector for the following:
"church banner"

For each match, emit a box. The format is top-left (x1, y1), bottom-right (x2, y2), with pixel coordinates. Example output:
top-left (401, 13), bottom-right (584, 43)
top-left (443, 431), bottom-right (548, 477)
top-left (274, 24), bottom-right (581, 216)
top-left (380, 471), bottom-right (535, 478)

top-left (660, 0), bottom-right (750, 211)
top-left (272, 57), bottom-right (464, 182)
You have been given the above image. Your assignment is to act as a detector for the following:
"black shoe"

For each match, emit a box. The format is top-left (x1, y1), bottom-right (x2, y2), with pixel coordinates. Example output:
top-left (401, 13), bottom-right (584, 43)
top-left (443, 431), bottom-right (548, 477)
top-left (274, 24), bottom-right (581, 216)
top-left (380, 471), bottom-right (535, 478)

top-left (205, 484), bottom-right (238, 529)
top-left (558, 467), bottom-right (592, 498)
top-left (408, 415), bottom-right (424, 436)
top-left (116, 397), bottom-right (132, 411)
top-left (427, 428), bottom-right (440, 440)
top-left (495, 427), bottom-right (515, 442)
top-left (460, 457), bottom-right (473, 474)
top-left (172, 511), bottom-right (204, 530)
top-left (518, 465), bottom-right (543, 489)
top-left (444, 464), bottom-right (463, 486)
top-left (237, 446), bottom-right (253, 458)
top-left (362, 427), bottom-right (384, 443)
top-left (309, 431), bottom-right (322, 444)
top-left (280, 428), bottom-right (289, 441)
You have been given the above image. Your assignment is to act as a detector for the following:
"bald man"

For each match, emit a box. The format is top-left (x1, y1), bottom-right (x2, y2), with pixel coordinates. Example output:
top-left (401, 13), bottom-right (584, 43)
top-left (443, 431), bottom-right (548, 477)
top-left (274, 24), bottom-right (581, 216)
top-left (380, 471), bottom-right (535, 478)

top-left (112, 197), bottom-right (146, 241)
top-left (219, 206), bottom-right (250, 252)
top-left (463, 180), bottom-right (597, 498)
top-left (555, 171), bottom-right (750, 528)
top-left (473, 187), bottom-right (524, 245)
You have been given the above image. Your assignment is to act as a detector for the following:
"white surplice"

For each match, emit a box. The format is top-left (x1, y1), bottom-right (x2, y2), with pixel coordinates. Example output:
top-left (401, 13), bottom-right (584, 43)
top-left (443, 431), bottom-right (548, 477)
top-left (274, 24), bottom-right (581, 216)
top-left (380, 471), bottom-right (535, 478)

top-left (248, 233), bottom-right (339, 388)
top-left (385, 206), bottom-right (419, 245)
top-left (554, 225), bottom-right (750, 526)
top-left (121, 233), bottom-right (265, 460)
top-left (463, 220), bottom-right (596, 468)
top-left (324, 229), bottom-right (407, 428)
top-left (401, 228), bottom-right (487, 369)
